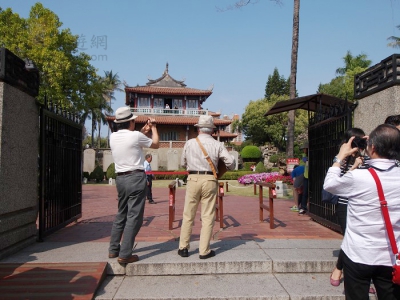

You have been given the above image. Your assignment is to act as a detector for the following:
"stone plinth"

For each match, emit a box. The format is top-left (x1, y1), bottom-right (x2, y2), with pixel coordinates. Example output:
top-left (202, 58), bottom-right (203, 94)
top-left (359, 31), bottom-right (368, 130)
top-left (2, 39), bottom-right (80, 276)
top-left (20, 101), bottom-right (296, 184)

top-left (0, 82), bottom-right (39, 259)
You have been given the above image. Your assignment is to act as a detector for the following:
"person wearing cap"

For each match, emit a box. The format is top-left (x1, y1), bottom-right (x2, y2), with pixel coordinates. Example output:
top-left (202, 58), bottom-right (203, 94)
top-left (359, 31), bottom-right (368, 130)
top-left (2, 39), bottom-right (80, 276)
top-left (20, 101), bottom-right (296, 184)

top-left (108, 107), bottom-right (159, 264)
top-left (178, 115), bottom-right (235, 259)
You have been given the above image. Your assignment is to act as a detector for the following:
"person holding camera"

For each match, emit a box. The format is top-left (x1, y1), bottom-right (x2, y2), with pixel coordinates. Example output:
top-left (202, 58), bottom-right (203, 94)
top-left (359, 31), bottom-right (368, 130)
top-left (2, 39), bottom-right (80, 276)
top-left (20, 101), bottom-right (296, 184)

top-left (108, 107), bottom-right (159, 264)
top-left (329, 128), bottom-right (368, 287)
top-left (324, 124), bottom-right (400, 299)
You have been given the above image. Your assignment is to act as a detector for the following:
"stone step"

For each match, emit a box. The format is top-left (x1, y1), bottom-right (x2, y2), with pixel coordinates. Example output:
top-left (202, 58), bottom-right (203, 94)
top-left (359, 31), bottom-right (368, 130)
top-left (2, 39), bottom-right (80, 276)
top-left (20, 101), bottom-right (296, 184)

top-left (107, 239), bottom-right (342, 276)
top-left (95, 272), bottom-right (353, 300)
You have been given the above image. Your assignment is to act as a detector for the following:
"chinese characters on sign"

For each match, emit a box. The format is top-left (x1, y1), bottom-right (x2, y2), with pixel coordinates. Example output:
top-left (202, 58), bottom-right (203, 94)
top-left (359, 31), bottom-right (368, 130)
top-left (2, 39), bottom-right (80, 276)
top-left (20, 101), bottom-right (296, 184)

top-left (286, 158), bottom-right (300, 173)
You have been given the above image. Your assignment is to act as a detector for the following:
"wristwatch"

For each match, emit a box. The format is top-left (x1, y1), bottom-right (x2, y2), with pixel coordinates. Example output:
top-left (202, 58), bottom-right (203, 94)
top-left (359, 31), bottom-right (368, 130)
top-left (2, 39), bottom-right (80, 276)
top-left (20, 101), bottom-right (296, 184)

top-left (333, 156), bottom-right (343, 165)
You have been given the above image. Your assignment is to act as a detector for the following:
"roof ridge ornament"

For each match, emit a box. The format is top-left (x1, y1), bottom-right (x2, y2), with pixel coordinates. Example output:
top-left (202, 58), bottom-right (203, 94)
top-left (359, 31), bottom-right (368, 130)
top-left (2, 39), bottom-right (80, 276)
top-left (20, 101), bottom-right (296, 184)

top-left (207, 84), bottom-right (214, 91)
top-left (163, 62), bottom-right (169, 75)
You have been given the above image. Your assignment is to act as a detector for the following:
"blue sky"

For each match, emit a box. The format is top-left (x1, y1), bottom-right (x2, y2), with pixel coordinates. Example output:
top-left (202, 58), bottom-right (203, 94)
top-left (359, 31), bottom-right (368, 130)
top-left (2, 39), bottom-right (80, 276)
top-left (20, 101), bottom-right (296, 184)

top-left (2, 0), bottom-right (400, 135)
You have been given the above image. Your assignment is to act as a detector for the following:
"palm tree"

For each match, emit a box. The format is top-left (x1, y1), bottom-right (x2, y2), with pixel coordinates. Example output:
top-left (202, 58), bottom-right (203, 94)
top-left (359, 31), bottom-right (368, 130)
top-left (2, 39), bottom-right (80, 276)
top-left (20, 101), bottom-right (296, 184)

top-left (102, 70), bottom-right (123, 147)
top-left (387, 25), bottom-right (400, 48)
top-left (335, 51), bottom-right (372, 76)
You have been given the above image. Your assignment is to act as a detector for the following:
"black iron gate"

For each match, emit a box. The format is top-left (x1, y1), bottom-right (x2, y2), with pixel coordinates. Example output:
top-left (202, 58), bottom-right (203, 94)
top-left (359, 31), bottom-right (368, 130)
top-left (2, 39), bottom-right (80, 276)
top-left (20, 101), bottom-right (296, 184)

top-left (38, 102), bottom-right (83, 240)
top-left (307, 103), bottom-right (355, 233)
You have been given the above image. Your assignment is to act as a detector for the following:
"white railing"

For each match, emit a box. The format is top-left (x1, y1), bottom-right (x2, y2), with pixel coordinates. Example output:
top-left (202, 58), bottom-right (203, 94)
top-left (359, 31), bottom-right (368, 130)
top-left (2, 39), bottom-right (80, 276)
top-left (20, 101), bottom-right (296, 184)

top-left (131, 108), bottom-right (208, 116)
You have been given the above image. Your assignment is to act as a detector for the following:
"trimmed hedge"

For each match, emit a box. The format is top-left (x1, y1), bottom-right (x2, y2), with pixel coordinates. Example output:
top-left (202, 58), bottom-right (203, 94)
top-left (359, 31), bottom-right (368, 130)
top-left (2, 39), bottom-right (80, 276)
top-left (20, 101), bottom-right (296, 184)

top-left (106, 163), bottom-right (116, 180)
top-left (89, 166), bottom-right (104, 182)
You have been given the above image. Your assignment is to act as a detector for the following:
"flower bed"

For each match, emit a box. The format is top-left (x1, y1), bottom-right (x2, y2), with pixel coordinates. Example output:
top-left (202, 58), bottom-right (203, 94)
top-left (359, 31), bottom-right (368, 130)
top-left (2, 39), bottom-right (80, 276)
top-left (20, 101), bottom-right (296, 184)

top-left (238, 172), bottom-right (293, 185)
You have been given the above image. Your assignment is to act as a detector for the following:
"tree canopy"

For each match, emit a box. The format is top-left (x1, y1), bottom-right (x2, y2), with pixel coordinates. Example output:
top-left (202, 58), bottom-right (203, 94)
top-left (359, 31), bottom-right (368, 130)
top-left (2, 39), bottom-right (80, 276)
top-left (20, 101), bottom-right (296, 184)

top-left (0, 3), bottom-right (121, 143)
top-left (264, 67), bottom-right (290, 99)
top-left (318, 51), bottom-right (371, 102)
top-left (387, 25), bottom-right (400, 48)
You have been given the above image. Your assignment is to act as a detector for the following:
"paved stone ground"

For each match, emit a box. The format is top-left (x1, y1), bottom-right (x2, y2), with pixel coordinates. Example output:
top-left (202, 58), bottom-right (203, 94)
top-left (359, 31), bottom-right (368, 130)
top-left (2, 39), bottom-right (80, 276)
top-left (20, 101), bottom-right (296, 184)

top-left (46, 184), bottom-right (343, 244)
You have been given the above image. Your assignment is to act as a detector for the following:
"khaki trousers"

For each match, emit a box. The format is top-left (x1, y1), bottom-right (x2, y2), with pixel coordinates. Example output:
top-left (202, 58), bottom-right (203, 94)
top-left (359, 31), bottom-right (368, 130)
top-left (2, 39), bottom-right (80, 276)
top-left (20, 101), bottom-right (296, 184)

top-left (179, 174), bottom-right (217, 256)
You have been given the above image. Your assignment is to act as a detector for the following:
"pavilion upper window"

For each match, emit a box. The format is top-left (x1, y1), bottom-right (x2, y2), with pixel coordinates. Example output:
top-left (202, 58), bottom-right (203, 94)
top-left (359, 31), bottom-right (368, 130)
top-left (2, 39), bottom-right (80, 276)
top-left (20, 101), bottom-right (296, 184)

top-left (173, 99), bottom-right (182, 108)
top-left (187, 99), bottom-right (198, 109)
top-left (138, 97), bottom-right (150, 107)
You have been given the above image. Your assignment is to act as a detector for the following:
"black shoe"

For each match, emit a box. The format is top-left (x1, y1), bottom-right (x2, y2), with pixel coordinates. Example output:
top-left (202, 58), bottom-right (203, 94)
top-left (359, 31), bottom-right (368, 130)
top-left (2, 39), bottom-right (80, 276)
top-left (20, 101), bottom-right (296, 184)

top-left (199, 250), bottom-right (215, 259)
top-left (148, 200), bottom-right (156, 204)
top-left (178, 248), bottom-right (189, 257)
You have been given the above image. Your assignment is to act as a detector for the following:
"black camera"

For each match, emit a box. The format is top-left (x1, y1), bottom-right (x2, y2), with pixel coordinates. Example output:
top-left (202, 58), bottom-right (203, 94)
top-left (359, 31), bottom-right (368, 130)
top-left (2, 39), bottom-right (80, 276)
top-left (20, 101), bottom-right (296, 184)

top-left (351, 136), bottom-right (367, 150)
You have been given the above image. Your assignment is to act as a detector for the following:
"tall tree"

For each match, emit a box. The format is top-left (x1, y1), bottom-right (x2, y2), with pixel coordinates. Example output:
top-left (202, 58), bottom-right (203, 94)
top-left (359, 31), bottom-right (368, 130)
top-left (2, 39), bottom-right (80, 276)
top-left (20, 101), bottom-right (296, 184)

top-left (265, 67), bottom-right (290, 99)
top-left (287, 0), bottom-right (300, 158)
top-left (387, 25), bottom-right (400, 48)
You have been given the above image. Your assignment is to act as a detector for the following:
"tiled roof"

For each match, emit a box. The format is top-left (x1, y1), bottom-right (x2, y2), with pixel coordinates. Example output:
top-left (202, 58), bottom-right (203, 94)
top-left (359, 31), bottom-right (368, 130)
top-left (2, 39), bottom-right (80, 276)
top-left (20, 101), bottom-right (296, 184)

top-left (125, 86), bottom-right (212, 96)
top-left (212, 130), bottom-right (238, 138)
top-left (106, 115), bottom-right (232, 126)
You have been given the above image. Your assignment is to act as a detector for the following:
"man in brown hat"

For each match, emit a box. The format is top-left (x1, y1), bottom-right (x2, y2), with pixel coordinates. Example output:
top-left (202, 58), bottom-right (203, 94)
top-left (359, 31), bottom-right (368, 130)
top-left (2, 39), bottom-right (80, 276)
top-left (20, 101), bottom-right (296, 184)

top-left (108, 107), bottom-right (159, 264)
top-left (178, 115), bottom-right (235, 259)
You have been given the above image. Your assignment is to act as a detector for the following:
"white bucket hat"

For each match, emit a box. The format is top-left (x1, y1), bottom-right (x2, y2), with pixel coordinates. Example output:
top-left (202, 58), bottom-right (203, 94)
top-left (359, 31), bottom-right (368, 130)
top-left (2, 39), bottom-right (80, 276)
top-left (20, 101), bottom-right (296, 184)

top-left (195, 115), bottom-right (216, 128)
top-left (114, 107), bottom-right (137, 123)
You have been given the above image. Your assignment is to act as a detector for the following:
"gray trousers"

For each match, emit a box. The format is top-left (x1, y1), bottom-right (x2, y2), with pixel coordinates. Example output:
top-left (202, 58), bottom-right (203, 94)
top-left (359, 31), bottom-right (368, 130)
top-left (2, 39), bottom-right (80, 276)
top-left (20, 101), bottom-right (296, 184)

top-left (109, 171), bottom-right (147, 258)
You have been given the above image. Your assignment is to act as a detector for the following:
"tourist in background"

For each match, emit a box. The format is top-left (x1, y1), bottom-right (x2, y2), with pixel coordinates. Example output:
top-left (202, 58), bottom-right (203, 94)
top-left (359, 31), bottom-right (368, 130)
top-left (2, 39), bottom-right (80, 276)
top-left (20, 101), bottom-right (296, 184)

top-left (144, 153), bottom-right (156, 204)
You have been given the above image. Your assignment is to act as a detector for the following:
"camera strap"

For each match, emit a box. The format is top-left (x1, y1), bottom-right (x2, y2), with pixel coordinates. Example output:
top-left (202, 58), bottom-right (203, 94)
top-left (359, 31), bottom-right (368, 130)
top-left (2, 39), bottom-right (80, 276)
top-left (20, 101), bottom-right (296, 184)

top-left (368, 164), bottom-right (397, 172)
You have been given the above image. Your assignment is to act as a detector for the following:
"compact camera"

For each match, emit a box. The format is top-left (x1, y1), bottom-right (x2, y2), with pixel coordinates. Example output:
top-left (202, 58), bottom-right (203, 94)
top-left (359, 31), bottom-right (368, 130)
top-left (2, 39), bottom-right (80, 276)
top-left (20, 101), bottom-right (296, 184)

top-left (351, 136), bottom-right (367, 150)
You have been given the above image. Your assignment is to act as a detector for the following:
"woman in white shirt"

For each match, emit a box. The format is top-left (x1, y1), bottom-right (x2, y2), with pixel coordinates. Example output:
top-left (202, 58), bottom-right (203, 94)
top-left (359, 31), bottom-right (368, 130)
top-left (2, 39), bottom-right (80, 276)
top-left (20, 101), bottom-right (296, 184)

top-left (324, 124), bottom-right (400, 300)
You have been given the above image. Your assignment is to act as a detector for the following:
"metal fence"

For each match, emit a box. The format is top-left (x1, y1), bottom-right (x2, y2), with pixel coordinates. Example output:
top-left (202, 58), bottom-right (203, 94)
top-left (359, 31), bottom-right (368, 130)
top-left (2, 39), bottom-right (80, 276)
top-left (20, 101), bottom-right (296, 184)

top-left (38, 102), bottom-right (83, 240)
top-left (307, 103), bottom-right (355, 233)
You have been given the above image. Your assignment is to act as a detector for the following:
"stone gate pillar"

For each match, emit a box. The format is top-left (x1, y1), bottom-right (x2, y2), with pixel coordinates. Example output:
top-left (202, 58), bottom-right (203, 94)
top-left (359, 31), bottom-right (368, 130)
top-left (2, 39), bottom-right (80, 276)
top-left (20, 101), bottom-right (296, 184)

top-left (354, 54), bottom-right (400, 134)
top-left (0, 48), bottom-right (40, 259)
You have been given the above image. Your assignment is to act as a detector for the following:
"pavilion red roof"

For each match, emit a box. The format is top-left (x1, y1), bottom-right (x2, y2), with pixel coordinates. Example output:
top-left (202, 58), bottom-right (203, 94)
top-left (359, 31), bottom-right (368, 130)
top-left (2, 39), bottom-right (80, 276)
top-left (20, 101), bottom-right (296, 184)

top-left (125, 86), bottom-right (212, 96)
top-left (106, 115), bottom-right (232, 126)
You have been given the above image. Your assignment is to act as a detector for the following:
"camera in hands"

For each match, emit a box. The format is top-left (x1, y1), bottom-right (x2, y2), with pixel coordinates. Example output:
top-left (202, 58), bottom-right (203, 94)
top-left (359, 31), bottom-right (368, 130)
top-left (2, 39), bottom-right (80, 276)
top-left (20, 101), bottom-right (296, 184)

top-left (351, 136), bottom-right (367, 150)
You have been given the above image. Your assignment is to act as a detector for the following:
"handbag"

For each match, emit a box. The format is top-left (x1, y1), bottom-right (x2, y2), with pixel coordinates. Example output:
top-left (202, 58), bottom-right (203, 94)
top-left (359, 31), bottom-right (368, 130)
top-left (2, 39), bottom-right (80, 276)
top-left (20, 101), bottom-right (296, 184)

top-left (368, 168), bottom-right (400, 285)
top-left (321, 188), bottom-right (339, 205)
top-left (195, 137), bottom-right (226, 180)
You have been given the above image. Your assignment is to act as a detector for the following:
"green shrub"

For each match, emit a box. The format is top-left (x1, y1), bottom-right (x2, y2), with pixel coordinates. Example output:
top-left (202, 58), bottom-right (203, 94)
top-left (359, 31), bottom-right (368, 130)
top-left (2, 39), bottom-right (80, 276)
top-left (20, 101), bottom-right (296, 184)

top-left (255, 162), bottom-right (266, 173)
top-left (106, 163), bottom-right (116, 180)
top-left (83, 171), bottom-right (90, 179)
top-left (90, 166), bottom-right (104, 182)
top-left (240, 146), bottom-right (262, 160)
top-left (268, 154), bottom-right (280, 164)
top-left (243, 162), bottom-right (256, 171)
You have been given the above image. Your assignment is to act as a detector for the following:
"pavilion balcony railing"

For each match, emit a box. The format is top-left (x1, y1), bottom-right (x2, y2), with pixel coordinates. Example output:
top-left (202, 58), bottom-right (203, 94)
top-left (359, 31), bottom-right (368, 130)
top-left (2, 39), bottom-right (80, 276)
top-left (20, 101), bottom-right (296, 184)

top-left (130, 108), bottom-right (208, 116)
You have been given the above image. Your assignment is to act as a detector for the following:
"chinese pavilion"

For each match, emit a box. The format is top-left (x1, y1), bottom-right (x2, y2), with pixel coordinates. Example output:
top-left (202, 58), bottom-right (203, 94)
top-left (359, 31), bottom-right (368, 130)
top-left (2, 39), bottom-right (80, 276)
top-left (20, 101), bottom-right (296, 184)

top-left (107, 63), bottom-right (238, 148)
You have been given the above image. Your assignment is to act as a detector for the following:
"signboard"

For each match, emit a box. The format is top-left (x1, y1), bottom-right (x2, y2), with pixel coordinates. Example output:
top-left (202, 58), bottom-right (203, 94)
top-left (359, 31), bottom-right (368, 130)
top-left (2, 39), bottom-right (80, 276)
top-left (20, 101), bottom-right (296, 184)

top-left (286, 158), bottom-right (299, 173)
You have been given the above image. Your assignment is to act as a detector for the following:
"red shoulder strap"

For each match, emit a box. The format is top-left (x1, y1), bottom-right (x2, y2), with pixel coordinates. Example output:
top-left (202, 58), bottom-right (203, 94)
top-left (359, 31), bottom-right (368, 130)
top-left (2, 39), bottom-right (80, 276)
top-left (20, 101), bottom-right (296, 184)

top-left (368, 168), bottom-right (399, 255)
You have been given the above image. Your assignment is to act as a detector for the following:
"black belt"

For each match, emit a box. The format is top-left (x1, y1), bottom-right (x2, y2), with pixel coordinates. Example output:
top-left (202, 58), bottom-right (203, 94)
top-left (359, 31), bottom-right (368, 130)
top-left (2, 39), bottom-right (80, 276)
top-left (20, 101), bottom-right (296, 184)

top-left (116, 170), bottom-right (144, 176)
top-left (188, 171), bottom-right (214, 175)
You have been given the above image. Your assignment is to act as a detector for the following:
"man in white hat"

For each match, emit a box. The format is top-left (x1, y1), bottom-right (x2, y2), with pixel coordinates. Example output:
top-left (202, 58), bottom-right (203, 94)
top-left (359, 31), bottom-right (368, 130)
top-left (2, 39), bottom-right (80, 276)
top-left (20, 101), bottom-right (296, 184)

top-left (108, 107), bottom-right (159, 264)
top-left (178, 115), bottom-right (235, 259)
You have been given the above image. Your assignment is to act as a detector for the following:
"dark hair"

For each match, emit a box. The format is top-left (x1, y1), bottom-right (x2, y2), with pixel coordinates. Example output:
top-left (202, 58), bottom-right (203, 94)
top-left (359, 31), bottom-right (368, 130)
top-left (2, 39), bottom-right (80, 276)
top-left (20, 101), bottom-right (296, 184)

top-left (368, 124), bottom-right (400, 159)
top-left (342, 127), bottom-right (365, 144)
top-left (384, 115), bottom-right (400, 127)
top-left (114, 121), bottom-right (131, 131)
